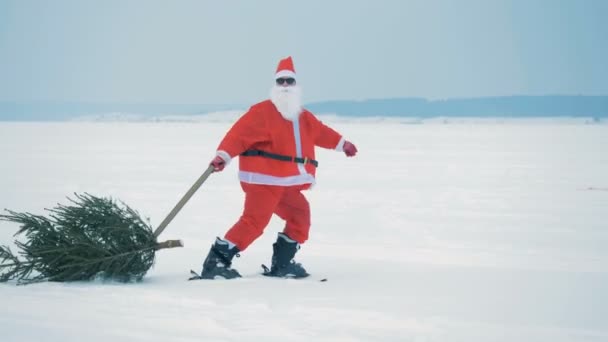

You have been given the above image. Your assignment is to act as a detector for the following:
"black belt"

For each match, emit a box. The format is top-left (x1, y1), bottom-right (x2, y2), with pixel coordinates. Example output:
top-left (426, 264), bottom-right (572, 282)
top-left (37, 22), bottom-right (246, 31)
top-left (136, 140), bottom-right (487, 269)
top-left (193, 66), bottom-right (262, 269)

top-left (240, 149), bottom-right (318, 167)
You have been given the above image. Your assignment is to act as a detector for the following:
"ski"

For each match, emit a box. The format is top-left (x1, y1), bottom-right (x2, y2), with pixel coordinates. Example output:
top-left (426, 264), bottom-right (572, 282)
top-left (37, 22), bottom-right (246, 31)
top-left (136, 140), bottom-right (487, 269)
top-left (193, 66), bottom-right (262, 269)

top-left (260, 264), bottom-right (325, 281)
top-left (188, 269), bottom-right (327, 282)
top-left (188, 269), bottom-right (203, 280)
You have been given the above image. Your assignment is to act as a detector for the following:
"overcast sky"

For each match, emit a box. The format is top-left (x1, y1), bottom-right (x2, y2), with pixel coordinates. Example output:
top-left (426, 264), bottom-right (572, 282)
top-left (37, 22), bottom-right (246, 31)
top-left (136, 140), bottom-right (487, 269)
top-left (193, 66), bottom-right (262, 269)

top-left (0, 0), bottom-right (606, 105)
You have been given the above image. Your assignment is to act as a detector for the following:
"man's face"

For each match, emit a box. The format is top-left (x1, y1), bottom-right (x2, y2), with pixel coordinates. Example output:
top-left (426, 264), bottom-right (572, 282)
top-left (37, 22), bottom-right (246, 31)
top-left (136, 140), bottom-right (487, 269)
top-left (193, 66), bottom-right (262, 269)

top-left (270, 78), bottom-right (302, 121)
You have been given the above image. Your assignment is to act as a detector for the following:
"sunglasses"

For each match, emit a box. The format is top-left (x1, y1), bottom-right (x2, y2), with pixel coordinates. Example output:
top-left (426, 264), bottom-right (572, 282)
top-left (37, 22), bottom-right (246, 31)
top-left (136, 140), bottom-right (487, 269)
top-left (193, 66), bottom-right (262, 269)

top-left (276, 77), bottom-right (296, 85)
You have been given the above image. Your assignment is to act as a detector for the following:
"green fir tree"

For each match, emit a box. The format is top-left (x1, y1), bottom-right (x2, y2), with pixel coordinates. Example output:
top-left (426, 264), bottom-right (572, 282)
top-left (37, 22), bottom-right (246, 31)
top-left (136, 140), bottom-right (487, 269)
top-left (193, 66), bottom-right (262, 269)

top-left (0, 193), bottom-right (179, 285)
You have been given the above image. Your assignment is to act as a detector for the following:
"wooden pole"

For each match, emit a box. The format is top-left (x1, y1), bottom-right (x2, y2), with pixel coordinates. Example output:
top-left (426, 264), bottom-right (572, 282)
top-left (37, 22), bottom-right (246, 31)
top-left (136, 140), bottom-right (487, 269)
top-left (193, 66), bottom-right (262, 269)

top-left (153, 165), bottom-right (215, 245)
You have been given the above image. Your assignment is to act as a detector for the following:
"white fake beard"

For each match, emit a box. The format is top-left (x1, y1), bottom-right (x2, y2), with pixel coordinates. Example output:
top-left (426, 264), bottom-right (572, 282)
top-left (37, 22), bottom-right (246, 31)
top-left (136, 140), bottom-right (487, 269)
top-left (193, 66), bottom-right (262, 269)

top-left (270, 85), bottom-right (302, 121)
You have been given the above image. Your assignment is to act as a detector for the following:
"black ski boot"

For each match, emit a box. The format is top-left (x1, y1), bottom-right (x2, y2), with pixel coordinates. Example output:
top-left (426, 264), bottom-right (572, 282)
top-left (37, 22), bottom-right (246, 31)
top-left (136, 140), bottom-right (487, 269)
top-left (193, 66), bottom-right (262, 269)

top-left (262, 232), bottom-right (309, 278)
top-left (198, 237), bottom-right (241, 279)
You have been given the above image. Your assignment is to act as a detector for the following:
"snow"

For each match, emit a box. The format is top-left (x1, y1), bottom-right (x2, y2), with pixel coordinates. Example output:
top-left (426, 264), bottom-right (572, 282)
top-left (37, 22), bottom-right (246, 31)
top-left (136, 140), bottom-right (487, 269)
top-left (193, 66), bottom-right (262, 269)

top-left (1, 119), bottom-right (607, 342)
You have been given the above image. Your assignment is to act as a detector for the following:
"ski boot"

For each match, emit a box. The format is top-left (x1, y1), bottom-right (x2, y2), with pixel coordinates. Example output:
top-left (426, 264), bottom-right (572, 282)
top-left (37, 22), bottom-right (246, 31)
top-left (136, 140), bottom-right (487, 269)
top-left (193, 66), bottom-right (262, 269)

top-left (197, 237), bottom-right (241, 280)
top-left (262, 232), bottom-right (309, 278)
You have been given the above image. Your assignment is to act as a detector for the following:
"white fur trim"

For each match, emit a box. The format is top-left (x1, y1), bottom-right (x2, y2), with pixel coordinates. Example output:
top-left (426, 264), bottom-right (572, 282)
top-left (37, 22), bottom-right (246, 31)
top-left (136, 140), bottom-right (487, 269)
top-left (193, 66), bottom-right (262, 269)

top-left (216, 150), bottom-right (232, 165)
top-left (335, 137), bottom-right (346, 152)
top-left (239, 171), bottom-right (315, 186)
top-left (275, 70), bottom-right (296, 79)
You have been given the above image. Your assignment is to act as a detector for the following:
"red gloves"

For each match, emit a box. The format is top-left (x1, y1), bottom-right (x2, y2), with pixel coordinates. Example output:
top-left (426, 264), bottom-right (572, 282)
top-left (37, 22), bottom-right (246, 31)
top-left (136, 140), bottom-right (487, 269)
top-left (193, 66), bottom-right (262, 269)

top-left (343, 141), bottom-right (358, 157)
top-left (210, 155), bottom-right (226, 172)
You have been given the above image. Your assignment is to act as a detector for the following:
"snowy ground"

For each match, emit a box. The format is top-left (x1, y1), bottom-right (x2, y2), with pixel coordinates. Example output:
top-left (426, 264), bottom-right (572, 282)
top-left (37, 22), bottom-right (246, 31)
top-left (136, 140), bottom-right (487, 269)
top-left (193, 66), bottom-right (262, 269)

top-left (1, 119), bottom-right (607, 342)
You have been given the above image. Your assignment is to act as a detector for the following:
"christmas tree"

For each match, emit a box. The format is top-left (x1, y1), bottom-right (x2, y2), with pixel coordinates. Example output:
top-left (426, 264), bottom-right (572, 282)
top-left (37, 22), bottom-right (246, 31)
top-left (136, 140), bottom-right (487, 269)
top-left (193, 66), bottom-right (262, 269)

top-left (0, 193), bottom-right (181, 285)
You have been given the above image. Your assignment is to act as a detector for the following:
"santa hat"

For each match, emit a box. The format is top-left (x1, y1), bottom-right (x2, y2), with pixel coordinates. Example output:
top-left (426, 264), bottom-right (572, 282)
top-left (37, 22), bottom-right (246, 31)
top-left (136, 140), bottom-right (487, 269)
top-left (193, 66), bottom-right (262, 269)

top-left (275, 56), bottom-right (296, 79)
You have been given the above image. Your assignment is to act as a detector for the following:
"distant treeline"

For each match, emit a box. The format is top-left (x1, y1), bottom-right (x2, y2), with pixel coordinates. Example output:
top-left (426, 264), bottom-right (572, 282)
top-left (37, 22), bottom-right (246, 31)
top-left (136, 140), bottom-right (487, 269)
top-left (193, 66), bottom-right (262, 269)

top-left (0, 96), bottom-right (607, 121)
top-left (306, 96), bottom-right (608, 118)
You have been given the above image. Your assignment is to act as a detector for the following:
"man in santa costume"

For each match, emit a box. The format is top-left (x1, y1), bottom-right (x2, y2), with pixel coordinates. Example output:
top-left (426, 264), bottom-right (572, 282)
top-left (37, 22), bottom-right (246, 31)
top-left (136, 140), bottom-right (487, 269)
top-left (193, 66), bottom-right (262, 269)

top-left (198, 56), bottom-right (358, 279)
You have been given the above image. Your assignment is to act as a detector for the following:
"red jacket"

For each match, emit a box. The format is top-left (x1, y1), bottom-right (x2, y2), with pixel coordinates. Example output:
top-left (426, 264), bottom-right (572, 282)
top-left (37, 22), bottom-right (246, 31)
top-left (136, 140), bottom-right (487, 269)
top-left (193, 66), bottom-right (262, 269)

top-left (217, 100), bottom-right (344, 187)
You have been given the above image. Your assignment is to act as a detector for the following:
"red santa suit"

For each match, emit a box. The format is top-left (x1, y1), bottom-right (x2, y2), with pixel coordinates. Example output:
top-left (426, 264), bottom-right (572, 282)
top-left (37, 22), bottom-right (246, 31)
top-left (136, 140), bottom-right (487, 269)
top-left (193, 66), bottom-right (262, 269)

top-left (215, 57), bottom-right (345, 251)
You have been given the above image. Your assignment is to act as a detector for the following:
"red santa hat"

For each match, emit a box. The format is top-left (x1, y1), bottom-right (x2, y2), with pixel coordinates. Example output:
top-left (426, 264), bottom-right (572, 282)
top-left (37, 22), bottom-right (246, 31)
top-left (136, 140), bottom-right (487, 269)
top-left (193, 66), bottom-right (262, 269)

top-left (275, 56), bottom-right (296, 79)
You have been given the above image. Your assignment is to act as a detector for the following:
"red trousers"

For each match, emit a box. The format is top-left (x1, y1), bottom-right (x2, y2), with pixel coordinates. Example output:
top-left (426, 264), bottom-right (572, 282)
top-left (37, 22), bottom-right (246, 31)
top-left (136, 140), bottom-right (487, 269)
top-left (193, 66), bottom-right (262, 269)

top-left (224, 183), bottom-right (311, 251)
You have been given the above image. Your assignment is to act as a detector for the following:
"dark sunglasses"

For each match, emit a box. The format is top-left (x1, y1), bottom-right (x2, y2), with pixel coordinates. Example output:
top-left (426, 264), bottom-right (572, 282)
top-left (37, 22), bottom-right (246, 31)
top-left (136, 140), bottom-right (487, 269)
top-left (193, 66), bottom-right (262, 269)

top-left (276, 77), bottom-right (296, 85)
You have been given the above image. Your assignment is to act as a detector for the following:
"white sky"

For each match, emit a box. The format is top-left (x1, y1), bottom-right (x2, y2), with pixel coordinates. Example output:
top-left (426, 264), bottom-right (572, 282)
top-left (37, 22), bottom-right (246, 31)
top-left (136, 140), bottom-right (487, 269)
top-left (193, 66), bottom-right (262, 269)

top-left (1, 0), bottom-right (607, 104)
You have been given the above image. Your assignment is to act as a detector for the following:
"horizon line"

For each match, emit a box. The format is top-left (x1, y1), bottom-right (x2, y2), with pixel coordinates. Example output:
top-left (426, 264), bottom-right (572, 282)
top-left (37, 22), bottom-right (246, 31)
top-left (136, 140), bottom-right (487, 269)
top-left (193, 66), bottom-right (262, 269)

top-left (1, 94), bottom-right (607, 106)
